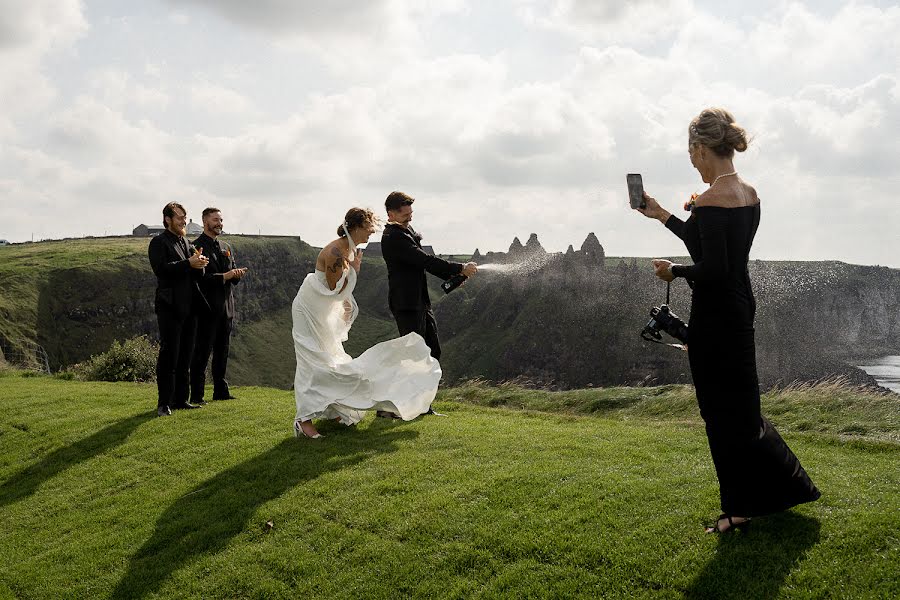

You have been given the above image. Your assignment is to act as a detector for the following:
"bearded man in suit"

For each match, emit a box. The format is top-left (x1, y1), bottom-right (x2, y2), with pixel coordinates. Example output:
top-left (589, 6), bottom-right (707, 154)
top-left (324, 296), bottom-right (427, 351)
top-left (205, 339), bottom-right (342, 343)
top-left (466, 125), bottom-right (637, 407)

top-left (379, 191), bottom-right (477, 416)
top-left (148, 202), bottom-right (209, 416)
top-left (190, 207), bottom-right (247, 404)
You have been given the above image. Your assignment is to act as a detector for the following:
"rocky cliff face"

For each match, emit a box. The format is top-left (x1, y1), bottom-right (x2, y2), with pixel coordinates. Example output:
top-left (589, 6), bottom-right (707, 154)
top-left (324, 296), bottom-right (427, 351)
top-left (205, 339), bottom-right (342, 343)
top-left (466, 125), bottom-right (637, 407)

top-left (750, 262), bottom-right (900, 391)
top-left (432, 255), bottom-right (899, 390)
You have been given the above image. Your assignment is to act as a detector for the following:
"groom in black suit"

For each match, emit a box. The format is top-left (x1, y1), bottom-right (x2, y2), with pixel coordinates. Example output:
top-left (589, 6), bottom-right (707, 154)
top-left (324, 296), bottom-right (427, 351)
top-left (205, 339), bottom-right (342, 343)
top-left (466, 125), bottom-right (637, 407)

top-left (148, 202), bottom-right (209, 416)
top-left (381, 191), bottom-right (478, 404)
top-left (190, 207), bottom-right (247, 404)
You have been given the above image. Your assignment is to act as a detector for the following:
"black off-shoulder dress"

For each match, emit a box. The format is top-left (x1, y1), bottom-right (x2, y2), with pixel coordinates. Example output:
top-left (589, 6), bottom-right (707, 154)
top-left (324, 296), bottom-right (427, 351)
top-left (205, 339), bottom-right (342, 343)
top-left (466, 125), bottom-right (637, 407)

top-left (666, 204), bottom-right (820, 517)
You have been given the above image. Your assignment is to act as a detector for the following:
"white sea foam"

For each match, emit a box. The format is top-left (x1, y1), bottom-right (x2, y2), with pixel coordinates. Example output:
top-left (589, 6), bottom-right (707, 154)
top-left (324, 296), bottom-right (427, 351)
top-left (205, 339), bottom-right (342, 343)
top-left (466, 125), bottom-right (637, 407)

top-left (855, 355), bottom-right (900, 394)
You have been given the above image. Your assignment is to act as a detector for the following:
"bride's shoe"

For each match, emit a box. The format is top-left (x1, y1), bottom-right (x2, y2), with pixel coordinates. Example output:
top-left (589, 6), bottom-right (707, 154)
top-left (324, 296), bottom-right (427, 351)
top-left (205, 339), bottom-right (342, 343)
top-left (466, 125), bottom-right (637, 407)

top-left (293, 420), bottom-right (323, 439)
top-left (705, 513), bottom-right (750, 534)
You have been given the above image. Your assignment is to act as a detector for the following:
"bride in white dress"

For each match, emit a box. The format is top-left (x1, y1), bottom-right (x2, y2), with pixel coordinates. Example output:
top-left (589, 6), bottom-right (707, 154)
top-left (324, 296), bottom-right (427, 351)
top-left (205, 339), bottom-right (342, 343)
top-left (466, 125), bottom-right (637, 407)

top-left (292, 207), bottom-right (441, 438)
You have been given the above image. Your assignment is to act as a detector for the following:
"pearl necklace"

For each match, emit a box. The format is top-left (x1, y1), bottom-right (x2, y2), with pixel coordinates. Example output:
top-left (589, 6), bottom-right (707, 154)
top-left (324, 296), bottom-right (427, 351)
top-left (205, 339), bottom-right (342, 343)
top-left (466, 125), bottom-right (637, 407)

top-left (711, 171), bottom-right (737, 187)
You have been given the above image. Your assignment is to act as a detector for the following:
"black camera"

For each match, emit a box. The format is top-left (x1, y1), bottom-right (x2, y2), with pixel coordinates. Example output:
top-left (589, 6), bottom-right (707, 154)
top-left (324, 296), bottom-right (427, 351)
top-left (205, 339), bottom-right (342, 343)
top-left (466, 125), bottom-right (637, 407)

top-left (641, 304), bottom-right (688, 345)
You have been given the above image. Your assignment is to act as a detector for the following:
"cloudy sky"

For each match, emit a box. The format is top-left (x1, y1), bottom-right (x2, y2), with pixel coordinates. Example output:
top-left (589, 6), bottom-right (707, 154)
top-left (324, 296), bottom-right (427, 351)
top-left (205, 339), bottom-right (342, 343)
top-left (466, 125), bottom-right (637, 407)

top-left (1, 0), bottom-right (897, 266)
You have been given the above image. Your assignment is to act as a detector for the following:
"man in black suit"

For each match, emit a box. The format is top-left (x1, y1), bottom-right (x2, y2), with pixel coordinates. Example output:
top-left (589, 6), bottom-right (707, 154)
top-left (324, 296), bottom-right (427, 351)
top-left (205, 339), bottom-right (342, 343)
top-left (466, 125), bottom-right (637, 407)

top-left (380, 191), bottom-right (477, 415)
top-left (190, 207), bottom-right (247, 404)
top-left (148, 202), bottom-right (209, 416)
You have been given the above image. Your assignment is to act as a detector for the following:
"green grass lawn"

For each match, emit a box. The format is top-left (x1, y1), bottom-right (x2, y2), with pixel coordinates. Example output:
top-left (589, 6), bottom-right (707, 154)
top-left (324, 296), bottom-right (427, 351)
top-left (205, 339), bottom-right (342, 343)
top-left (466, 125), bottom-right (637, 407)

top-left (0, 372), bottom-right (897, 599)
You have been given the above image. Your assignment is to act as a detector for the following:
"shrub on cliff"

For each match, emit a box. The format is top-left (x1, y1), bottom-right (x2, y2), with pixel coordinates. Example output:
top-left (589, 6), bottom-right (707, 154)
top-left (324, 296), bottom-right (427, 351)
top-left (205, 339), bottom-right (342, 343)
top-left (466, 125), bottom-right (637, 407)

top-left (71, 335), bottom-right (158, 382)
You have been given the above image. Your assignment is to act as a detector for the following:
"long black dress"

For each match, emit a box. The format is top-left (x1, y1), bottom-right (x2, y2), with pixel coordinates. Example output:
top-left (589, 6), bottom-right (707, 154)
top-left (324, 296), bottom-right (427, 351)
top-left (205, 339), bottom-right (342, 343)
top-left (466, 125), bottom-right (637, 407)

top-left (666, 204), bottom-right (820, 517)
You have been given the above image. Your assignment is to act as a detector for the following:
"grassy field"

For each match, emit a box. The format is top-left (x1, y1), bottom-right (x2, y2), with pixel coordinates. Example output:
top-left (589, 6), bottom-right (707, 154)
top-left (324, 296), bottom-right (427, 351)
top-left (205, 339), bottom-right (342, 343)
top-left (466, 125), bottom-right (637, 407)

top-left (0, 371), bottom-right (897, 599)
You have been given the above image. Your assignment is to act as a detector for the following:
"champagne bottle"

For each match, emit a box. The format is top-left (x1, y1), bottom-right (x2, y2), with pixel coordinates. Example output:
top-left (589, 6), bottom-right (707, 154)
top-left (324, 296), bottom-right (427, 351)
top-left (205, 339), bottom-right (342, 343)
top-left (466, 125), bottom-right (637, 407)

top-left (441, 273), bottom-right (467, 294)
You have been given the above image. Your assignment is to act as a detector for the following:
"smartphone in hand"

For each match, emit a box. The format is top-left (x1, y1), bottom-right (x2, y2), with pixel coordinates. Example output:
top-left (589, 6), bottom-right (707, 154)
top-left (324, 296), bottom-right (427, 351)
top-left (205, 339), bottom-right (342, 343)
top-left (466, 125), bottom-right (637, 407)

top-left (627, 174), bottom-right (646, 209)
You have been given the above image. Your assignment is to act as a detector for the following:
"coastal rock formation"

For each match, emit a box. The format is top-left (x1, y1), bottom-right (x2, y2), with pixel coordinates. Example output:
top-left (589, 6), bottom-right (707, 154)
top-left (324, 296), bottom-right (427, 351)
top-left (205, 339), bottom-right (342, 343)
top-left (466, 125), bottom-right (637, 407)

top-left (580, 233), bottom-right (605, 265)
top-left (524, 233), bottom-right (546, 256)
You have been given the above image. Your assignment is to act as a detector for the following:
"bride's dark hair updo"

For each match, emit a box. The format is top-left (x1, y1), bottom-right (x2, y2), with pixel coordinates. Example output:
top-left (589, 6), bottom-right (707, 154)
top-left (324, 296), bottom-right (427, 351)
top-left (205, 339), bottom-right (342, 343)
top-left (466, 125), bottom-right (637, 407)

top-left (689, 107), bottom-right (750, 159)
top-left (338, 207), bottom-right (379, 237)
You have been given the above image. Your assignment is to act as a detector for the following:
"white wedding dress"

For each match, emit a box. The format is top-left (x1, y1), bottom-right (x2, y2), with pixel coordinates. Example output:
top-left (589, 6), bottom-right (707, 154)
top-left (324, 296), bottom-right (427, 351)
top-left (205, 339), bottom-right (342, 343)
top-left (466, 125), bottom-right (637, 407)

top-left (291, 233), bottom-right (440, 425)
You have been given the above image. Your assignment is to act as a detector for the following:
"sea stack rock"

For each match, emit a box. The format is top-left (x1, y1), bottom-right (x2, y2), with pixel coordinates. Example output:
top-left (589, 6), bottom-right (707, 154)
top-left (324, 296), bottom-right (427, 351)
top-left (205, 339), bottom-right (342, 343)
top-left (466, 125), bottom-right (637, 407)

top-left (508, 237), bottom-right (524, 260)
top-left (524, 233), bottom-right (546, 256)
top-left (581, 232), bottom-right (605, 266)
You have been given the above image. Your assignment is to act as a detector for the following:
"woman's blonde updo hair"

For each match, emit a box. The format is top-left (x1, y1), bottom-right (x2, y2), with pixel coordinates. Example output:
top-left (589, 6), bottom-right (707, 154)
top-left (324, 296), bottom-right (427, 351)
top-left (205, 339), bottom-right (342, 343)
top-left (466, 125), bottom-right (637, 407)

top-left (688, 107), bottom-right (750, 158)
top-left (338, 207), bottom-right (379, 237)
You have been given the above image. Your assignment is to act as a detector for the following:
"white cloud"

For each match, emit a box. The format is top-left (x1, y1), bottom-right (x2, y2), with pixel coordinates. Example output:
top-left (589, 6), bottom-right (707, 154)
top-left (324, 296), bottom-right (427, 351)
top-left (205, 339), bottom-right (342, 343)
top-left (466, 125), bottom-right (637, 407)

top-left (169, 12), bottom-right (190, 26)
top-left (86, 69), bottom-right (171, 111)
top-left (0, 0), bottom-right (87, 125)
top-left (758, 75), bottom-right (900, 177)
top-left (0, 143), bottom-right (175, 241)
top-left (164, 0), bottom-right (471, 77)
top-left (186, 86), bottom-right (384, 200)
top-left (0, 0), bottom-right (86, 52)
top-left (168, 0), bottom-right (392, 36)
top-left (189, 81), bottom-right (258, 117)
top-left (669, 3), bottom-right (900, 92)
top-left (168, 0), bottom-right (467, 36)
top-left (516, 0), bottom-right (695, 46)
top-left (144, 62), bottom-right (163, 77)
top-left (460, 81), bottom-right (615, 187)
top-left (48, 96), bottom-right (173, 166)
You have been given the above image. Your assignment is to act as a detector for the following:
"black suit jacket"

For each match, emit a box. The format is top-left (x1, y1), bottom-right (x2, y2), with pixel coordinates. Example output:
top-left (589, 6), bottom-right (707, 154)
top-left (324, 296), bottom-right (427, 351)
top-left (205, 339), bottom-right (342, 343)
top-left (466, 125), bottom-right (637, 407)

top-left (381, 224), bottom-right (462, 311)
top-left (192, 233), bottom-right (239, 319)
top-left (148, 230), bottom-right (208, 319)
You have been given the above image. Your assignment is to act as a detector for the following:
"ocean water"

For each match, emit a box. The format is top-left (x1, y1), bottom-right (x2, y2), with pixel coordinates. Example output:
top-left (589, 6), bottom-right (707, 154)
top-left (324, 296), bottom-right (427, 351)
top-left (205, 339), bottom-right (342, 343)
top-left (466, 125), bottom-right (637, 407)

top-left (855, 356), bottom-right (900, 394)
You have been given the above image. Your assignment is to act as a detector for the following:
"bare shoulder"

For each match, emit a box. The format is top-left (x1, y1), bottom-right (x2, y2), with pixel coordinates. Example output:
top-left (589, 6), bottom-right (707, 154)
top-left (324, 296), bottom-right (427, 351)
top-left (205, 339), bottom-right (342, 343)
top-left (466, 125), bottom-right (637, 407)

top-left (694, 187), bottom-right (729, 208)
top-left (317, 240), bottom-right (348, 266)
top-left (743, 182), bottom-right (760, 205)
top-left (695, 181), bottom-right (759, 208)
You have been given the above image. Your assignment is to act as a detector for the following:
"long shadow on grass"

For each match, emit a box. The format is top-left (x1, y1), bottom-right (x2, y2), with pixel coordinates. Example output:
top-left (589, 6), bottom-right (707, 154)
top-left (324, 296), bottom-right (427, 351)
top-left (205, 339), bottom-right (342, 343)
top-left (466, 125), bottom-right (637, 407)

top-left (684, 512), bottom-right (820, 600)
top-left (0, 413), bottom-right (152, 508)
top-left (111, 423), bottom-right (417, 599)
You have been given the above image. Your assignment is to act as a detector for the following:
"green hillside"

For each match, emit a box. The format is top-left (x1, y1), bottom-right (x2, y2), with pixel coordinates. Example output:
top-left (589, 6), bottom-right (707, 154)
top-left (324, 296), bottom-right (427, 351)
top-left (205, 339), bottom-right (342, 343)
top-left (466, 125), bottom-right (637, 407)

top-left (0, 237), bottom-right (423, 387)
top-left (0, 372), bottom-right (897, 599)
top-left (0, 238), bottom-right (148, 368)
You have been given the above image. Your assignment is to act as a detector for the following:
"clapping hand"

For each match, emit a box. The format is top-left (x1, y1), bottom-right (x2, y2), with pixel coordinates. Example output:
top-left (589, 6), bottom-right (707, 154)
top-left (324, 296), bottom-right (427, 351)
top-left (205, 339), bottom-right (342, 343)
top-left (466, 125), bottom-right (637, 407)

top-left (225, 267), bottom-right (248, 281)
top-left (462, 262), bottom-right (478, 277)
top-left (189, 247), bottom-right (209, 269)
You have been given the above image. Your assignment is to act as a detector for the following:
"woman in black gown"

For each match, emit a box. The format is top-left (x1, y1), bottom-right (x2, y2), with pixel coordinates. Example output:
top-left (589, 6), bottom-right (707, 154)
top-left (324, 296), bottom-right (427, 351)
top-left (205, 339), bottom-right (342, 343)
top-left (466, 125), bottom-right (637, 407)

top-left (636, 108), bottom-right (820, 533)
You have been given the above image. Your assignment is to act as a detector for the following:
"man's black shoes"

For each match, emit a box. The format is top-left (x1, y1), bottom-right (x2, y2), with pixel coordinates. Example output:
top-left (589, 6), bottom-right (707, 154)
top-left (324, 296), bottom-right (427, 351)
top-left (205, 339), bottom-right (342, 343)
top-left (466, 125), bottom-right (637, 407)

top-left (157, 406), bottom-right (172, 417)
top-left (171, 402), bottom-right (202, 410)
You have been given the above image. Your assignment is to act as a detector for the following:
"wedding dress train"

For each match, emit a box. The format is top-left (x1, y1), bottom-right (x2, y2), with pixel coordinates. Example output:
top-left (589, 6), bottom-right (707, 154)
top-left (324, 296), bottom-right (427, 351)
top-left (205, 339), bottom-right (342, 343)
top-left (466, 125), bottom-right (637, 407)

top-left (291, 235), bottom-right (440, 426)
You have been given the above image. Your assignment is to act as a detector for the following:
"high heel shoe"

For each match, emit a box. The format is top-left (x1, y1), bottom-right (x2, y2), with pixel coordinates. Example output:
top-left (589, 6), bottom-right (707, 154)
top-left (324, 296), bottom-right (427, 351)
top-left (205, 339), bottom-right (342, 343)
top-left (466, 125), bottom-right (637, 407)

top-left (293, 420), bottom-right (323, 439)
top-left (705, 513), bottom-right (750, 534)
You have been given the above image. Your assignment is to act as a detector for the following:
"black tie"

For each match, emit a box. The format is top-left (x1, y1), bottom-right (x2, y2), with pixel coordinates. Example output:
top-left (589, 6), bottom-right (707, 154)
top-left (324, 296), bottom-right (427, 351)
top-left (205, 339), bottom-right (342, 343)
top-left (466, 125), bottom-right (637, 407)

top-left (181, 238), bottom-right (190, 258)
